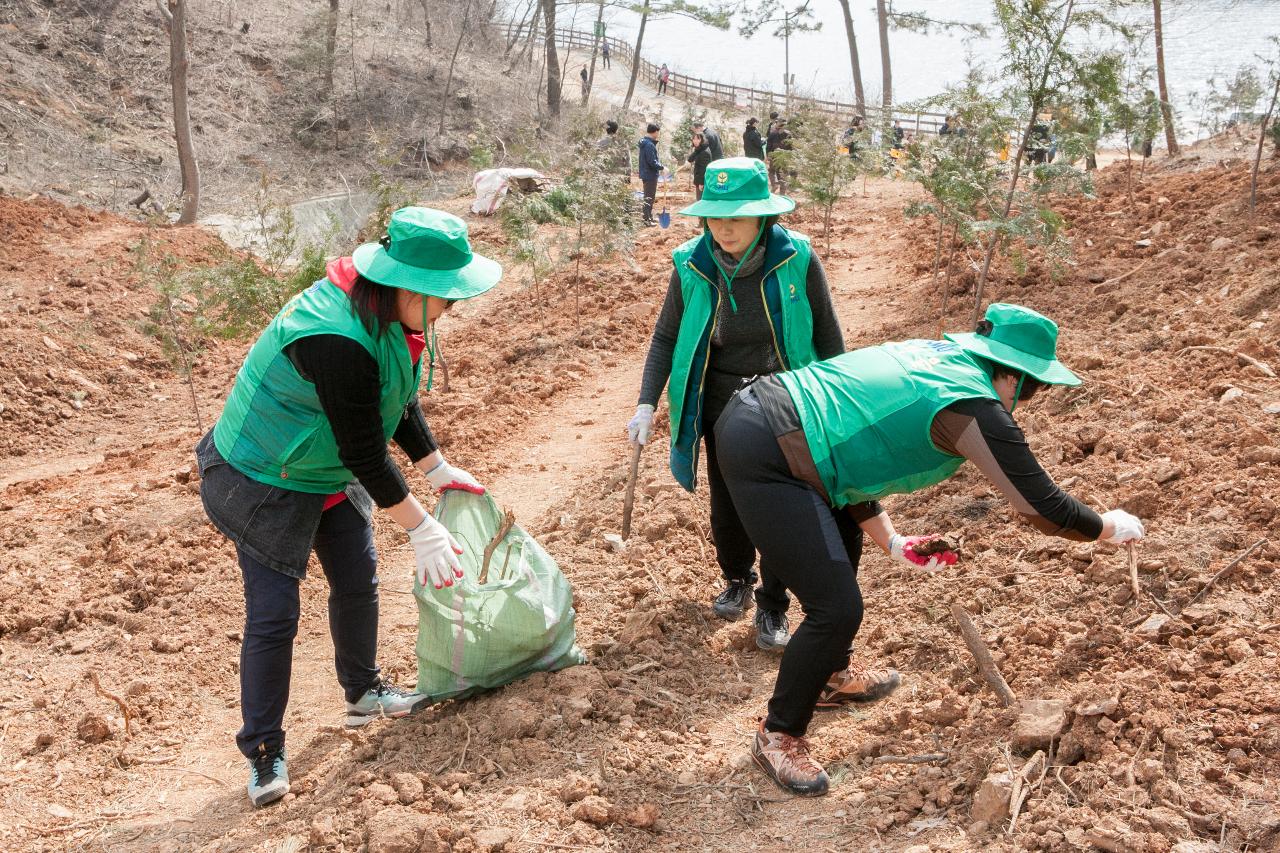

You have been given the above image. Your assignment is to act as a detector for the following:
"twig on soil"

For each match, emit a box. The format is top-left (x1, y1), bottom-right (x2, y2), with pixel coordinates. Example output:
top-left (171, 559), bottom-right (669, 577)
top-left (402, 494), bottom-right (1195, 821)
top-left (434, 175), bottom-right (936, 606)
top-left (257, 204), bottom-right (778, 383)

top-left (150, 766), bottom-right (230, 787)
top-left (1092, 258), bottom-right (1152, 292)
top-left (950, 604), bottom-right (1017, 707)
top-left (86, 671), bottom-right (132, 740)
top-left (1126, 542), bottom-right (1139, 602)
top-left (1177, 346), bottom-right (1276, 378)
top-left (162, 293), bottom-right (204, 433)
top-left (478, 509), bottom-right (516, 584)
top-left (1149, 593), bottom-right (1178, 618)
top-left (1190, 538), bottom-right (1267, 604)
top-left (871, 753), bottom-right (949, 765)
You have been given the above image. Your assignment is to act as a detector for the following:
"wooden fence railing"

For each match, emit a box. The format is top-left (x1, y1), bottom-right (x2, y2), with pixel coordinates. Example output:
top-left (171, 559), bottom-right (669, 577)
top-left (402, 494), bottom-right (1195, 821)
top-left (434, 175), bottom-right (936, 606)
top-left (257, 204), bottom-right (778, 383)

top-left (500, 22), bottom-right (948, 134)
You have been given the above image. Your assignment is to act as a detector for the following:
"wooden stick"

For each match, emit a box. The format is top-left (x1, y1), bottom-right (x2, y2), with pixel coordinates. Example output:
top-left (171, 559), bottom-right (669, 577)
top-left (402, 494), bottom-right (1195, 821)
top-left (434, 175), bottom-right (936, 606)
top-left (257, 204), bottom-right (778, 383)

top-left (950, 603), bottom-right (1017, 707)
top-left (1092, 257), bottom-right (1152, 292)
top-left (478, 509), bottom-right (516, 584)
top-left (1177, 346), bottom-right (1276, 378)
top-left (1127, 542), bottom-right (1139, 602)
top-left (86, 671), bottom-right (132, 740)
top-left (871, 753), bottom-right (949, 765)
top-left (621, 442), bottom-right (642, 540)
top-left (1190, 538), bottom-right (1267, 604)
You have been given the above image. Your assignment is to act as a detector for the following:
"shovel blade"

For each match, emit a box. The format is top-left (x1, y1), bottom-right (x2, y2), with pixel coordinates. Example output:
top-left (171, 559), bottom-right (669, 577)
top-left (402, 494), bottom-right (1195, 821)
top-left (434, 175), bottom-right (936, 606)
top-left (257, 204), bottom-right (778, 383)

top-left (658, 209), bottom-right (671, 228)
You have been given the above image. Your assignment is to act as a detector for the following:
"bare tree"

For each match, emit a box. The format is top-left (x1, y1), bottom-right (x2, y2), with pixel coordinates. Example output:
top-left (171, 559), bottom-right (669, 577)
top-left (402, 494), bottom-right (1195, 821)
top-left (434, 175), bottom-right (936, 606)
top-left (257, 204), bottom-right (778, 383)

top-left (1152, 0), bottom-right (1179, 155)
top-left (324, 0), bottom-right (340, 98)
top-left (585, 0), bottom-right (605, 105)
top-left (622, 0), bottom-right (651, 110)
top-left (623, 1), bottom-right (731, 111)
top-left (1252, 73), bottom-right (1279, 214)
top-left (419, 0), bottom-right (434, 48)
top-left (439, 0), bottom-right (474, 135)
top-left (155, 0), bottom-right (199, 225)
top-left (836, 0), bottom-right (866, 116)
top-left (875, 0), bottom-right (892, 117)
top-left (541, 0), bottom-right (561, 118)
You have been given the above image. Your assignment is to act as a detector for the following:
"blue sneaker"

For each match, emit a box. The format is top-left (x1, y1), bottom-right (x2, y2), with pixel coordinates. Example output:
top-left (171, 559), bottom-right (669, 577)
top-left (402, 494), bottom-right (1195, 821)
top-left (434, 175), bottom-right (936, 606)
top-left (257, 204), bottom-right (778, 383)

top-left (345, 681), bottom-right (431, 728)
top-left (246, 743), bottom-right (288, 807)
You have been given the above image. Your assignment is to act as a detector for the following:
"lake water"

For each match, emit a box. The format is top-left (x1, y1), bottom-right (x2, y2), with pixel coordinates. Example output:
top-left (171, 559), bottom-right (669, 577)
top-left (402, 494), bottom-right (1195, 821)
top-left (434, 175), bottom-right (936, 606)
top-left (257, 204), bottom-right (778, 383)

top-left (586, 0), bottom-right (1280, 135)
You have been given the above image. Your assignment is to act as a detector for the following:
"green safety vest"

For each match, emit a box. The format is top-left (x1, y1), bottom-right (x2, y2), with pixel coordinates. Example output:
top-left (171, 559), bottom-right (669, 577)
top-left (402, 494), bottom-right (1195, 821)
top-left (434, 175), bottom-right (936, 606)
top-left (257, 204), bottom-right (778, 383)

top-left (779, 339), bottom-right (1001, 507)
top-left (666, 226), bottom-right (818, 490)
top-left (213, 279), bottom-right (422, 493)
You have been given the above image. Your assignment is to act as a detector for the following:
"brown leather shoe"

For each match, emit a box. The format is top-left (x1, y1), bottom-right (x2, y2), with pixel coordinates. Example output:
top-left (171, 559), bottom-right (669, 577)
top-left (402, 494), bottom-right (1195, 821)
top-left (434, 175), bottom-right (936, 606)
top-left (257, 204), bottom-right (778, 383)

top-left (816, 661), bottom-right (902, 709)
top-left (751, 721), bottom-right (830, 796)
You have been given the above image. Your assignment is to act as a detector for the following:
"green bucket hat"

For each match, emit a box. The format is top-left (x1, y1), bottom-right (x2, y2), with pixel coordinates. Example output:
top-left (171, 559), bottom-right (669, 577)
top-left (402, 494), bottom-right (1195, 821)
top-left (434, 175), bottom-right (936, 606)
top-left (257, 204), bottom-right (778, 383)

top-left (352, 206), bottom-right (502, 299)
top-left (678, 157), bottom-right (796, 218)
top-left (945, 303), bottom-right (1081, 386)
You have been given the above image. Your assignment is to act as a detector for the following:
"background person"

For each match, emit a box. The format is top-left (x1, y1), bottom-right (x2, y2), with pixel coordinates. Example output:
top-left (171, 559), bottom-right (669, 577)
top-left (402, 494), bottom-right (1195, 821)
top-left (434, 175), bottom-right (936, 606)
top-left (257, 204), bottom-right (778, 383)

top-left (743, 117), bottom-right (765, 161)
top-left (687, 131), bottom-right (711, 199)
top-left (637, 122), bottom-right (663, 226)
top-left (714, 303), bottom-right (1147, 796)
top-left (596, 119), bottom-right (631, 181)
top-left (692, 120), bottom-right (724, 161)
top-left (658, 63), bottom-right (670, 95)
top-left (196, 207), bottom-right (501, 807)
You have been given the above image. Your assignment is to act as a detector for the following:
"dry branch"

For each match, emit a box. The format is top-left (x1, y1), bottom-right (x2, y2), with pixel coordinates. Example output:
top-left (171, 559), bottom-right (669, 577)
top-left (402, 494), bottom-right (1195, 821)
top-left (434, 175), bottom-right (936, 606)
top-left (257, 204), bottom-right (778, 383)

top-left (1190, 538), bottom-right (1267, 604)
top-left (1126, 542), bottom-right (1139, 602)
top-left (950, 603), bottom-right (1016, 707)
top-left (479, 508), bottom-right (516, 584)
top-left (872, 753), bottom-right (949, 765)
top-left (1177, 346), bottom-right (1275, 378)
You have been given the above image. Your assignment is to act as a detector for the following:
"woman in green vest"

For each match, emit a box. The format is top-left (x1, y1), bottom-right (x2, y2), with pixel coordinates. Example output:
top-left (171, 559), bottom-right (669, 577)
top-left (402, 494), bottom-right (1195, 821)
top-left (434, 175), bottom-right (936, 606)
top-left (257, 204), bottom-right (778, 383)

top-left (627, 158), bottom-right (895, 695)
top-left (196, 207), bottom-right (501, 808)
top-left (713, 303), bottom-right (1146, 796)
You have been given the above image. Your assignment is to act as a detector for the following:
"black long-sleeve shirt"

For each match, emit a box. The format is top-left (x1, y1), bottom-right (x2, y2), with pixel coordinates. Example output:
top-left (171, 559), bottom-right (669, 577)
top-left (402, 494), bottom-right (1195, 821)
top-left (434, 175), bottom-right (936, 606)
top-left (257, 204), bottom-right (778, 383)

top-left (743, 127), bottom-right (765, 160)
top-left (638, 250), bottom-right (844, 428)
top-left (285, 334), bottom-right (438, 508)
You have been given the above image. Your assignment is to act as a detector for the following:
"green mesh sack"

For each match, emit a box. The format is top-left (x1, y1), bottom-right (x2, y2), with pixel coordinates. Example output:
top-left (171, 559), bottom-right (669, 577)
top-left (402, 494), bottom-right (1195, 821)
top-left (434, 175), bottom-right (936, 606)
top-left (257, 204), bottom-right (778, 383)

top-left (415, 490), bottom-right (585, 701)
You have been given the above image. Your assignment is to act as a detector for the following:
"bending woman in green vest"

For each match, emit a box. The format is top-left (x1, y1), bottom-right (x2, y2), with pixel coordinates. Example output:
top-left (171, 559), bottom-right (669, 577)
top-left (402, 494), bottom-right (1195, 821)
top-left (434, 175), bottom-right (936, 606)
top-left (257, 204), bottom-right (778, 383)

top-left (714, 303), bottom-right (1146, 796)
top-left (628, 158), bottom-right (894, 697)
top-left (196, 208), bottom-right (501, 808)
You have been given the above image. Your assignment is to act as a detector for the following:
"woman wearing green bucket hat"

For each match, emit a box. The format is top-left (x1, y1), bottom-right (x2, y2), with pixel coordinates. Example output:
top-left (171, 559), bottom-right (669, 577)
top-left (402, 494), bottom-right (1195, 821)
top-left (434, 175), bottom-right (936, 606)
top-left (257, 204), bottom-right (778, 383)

top-left (195, 207), bottom-right (501, 808)
top-left (712, 303), bottom-right (1146, 796)
top-left (628, 158), bottom-right (897, 693)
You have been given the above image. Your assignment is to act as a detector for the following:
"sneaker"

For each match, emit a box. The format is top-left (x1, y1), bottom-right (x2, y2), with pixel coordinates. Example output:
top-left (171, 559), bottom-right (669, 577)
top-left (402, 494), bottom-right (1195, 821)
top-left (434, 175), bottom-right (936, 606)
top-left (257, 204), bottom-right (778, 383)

top-left (816, 661), bottom-right (902, 708)
top-left (712, 579), bottom-right (753, 620)
top-left (345, 681), bottom-right (432, 728)
top-left (754, 608), bottom-right (790, 652)
top-left (751, 721), bottom-right (829, 797)
top-left (246, 743), bottom-right (288, 807)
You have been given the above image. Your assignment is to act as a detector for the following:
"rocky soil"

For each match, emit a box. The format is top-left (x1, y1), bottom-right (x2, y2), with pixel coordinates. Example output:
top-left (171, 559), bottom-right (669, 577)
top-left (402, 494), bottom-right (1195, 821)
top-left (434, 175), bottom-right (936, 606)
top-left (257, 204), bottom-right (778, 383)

top-left (1, 146), bottom-right (1277, 852)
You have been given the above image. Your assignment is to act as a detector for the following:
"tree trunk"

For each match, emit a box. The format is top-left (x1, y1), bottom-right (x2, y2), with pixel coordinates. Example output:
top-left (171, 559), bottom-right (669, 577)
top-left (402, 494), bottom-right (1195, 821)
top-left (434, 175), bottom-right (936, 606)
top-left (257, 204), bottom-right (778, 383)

top-left (438, 0), bottom-right (472, 136)
top-left (1251, 76), bottom-right (1280, 214)
top-left (541, 0), bottom-right (560, 118)
top-left (158, 0), bottom-right (199, 225)
top-left (622, 0), bottom-right (650, 111)
top-left (505, 1), bottom-right (532, 55)
top-left (972, 0), bottom-right (1077, 327)
top-left (875, 0), bottom-right (892, 120)
top-left (324, 0), bottom-right (339, 98)
top-left (419, 0), bottom-right (434, 48)
top-left (1152, 0), bottom-right (1179, 155)
top-left (585, 0), bottom-right (604, 105)
top-left (837, 0), bottom-right (865, 116)
top-left (508, 2), bottom-right (541, 73)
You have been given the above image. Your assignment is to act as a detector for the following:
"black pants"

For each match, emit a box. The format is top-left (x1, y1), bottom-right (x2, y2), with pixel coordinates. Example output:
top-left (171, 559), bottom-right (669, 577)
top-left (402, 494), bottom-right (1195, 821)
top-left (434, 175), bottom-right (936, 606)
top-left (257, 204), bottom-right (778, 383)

top-left (235, 499), bottom-right (381, 758)
top-left (641, 176), bottom-right (658, 222)
top-left (703, 422), bottom-right (790, 613)
top-left (716, 390), bottom-right (864, 736)
top-left (658, 79), bottom-right (668, 94)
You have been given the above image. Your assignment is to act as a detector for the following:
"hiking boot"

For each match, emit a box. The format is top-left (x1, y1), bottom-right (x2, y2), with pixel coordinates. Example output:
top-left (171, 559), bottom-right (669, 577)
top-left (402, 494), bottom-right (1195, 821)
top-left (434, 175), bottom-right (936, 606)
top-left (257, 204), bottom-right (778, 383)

top-left (754, 608), bottom-right (790, 652)
top-left (246, 743), bottom-right (288, 808)
top-left (345, 681), bottom-right (432, 727)
top-left (816, 661), bottom-right (902, 709)
top-left (751, 721), bottom-right (829, 797)
top-left (712, 579), bottom-right (753, 620)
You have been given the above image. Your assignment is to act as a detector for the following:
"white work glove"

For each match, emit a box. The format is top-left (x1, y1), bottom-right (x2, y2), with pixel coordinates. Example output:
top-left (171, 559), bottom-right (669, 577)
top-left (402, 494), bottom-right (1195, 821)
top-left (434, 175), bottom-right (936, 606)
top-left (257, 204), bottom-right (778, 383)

top-left (1101, 509), bottom-right (1145, 544)
top-left (424, 459), bottom-right (485, 495)
top-left (408, 514), bottom-right (464, 590)
top-left (628, 404), bottom-right (655, 445)
top-left (889, 533), bottom-right (959, 572)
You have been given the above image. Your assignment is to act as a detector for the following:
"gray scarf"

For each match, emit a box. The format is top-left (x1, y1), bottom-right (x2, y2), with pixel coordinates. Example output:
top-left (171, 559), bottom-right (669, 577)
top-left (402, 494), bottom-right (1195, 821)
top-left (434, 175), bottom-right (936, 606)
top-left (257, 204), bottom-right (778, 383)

top-left (711, 242), bottom-right (766, 280)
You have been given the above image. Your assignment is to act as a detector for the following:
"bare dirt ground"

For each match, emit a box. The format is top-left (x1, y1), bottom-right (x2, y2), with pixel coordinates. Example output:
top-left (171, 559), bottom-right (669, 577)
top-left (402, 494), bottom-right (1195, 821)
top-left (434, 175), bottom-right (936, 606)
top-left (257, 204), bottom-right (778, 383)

top-left (2, 145), bottom-right (1279, 853)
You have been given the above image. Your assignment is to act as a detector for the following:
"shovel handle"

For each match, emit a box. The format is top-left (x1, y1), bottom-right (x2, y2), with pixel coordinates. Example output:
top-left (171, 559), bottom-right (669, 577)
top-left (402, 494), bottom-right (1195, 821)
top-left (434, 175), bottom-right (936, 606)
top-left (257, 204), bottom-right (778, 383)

top-left (621, 442), bottom-right (643, 540)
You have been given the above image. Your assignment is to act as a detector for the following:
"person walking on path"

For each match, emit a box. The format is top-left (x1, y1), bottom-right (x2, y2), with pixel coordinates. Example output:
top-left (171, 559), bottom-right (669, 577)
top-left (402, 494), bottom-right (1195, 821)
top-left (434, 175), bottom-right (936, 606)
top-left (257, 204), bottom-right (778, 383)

top-left (714, 303), bottom-right (1147, 796)
top-left (637, 123), bottom-right (664, 226)
top-left (743, 117), bottom-right (765, 161)
top-left (658, 63), bottom-right (670, 95)
top-left (197, 207), bottom-right (502, 808)
top-left (596, 120), bottom-right (632, 181)
top-left (602, 41), bottom-right (611, 69)
top-left (891, 119), bottom-right (905, 150)
top-left (765, 118), bottom-right (792, 194)
top-left (579, 65), bottom-right (589, 105)
top-left (687, 131), bottom-right (712, 199)
top-left (693, 121), bottom-right (724, 161)
top-left (627, 159), bottom-right (903, 690)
